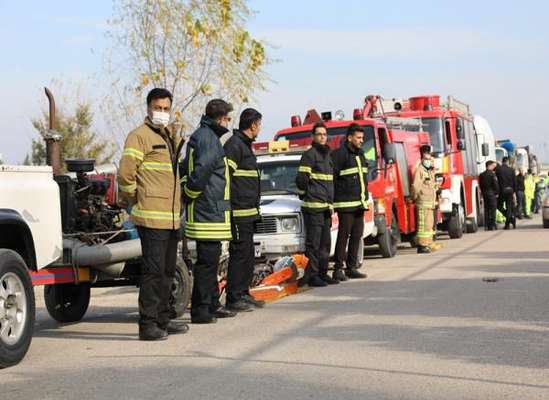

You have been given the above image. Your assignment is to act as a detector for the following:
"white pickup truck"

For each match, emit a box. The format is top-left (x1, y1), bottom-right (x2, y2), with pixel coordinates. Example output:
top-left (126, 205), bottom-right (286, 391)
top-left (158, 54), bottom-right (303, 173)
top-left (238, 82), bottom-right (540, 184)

top-left (0, 162), bottom-right (191, 368)
top-left (254, 149), bottom-right (375, 266)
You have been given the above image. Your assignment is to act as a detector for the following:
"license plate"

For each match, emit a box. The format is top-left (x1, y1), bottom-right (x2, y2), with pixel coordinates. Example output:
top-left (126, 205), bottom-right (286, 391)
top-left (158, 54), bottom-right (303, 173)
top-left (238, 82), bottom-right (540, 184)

top-left (254, 243), bottom-right (262, 258)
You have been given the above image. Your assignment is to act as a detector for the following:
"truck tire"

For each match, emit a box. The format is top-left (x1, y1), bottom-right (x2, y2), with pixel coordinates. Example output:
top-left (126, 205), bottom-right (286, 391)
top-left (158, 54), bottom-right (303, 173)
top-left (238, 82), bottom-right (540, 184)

top-left (448, 203), bottom-right (465, 239)
top-left (378, 213), bottom-right (398, 258)
top-left (0, 249), bottom-right (35, 369)
top-left (169, 259), bottom-right (192, 319)
top-left (44, 283), bottom-right (90, 323)
top-left (466, 195), bottom-right (480, 234)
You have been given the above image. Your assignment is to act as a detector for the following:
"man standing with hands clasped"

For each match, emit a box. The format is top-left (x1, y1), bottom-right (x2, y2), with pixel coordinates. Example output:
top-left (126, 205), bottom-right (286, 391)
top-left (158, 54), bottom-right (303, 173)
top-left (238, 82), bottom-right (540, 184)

top-left (118, 88), bottom-right (189, 341)
top-left (479, 160), bottom-right (499, 231)
top-left (224, 108), bottom-right (266, 312)
top-left (296, 122), bottom-right (337, 287)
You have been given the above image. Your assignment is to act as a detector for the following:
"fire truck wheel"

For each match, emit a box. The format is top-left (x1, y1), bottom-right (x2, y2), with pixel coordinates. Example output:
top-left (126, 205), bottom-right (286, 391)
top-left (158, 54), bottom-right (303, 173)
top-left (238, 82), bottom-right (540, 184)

top-left (378, 214), bottom-right (398, 258)
top-left (448, 203), bottom-right (465, 239)
top-left (44, 283), bottom-right (90, 323)
top-left (169, 259), bottom-right (192, 319)
top-left (0, 249), bottom-right (35, 369)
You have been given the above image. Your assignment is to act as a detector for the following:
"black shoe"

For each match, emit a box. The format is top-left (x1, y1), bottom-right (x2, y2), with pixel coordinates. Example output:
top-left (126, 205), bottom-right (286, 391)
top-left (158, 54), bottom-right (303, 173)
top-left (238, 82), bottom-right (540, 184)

top-left (308, 276), bottom-right (328, 287)
top-left (417, 246), bottom-right (431, 254)
top-left (139, 325), bottom-right (168, 341)
top-left (211, 306), bottom-right (237, 318)
top-left (332, 269), bottom-right (349, 282)
top-left (504, 224), bottom-right (510, 230)
top-left (191, 314), bottom-right (218, 324)
top-left (320, 274), bottom-right (340, 285)
top-left (226, 300), bottom-right (254, 313)
top-left (160, 320), bottom-right (190, 335)
top-left (346, 269), bottom-right (367, 279)
top-left (242, 294), bottom-right (266, 309)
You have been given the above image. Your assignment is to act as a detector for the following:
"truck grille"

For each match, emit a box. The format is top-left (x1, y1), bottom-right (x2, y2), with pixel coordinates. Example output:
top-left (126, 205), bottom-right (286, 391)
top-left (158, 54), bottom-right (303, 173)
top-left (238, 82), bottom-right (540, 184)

top-left (255, 216), bottom-right (278, 234)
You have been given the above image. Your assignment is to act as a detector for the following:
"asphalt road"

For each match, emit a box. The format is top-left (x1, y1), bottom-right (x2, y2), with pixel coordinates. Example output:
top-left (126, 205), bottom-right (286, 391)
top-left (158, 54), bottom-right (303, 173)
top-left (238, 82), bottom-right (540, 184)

top-left (2, 216), bottom-right (549, 399)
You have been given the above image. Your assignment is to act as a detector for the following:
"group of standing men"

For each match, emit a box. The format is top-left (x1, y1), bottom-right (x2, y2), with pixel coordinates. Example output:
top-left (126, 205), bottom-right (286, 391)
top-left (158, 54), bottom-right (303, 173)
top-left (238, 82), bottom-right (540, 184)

top-left (119, 88), bottom-right (266, 341)
top-left (479, 156), bottom-right (546, 231)
top-left (295, 123), bottom-right (369, 287)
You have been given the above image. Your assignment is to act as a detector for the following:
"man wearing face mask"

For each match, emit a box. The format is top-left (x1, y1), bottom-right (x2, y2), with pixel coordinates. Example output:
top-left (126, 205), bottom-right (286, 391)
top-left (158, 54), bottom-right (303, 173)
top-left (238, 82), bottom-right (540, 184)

top-left (118, 88), bottom-right (189, 341)
top-left (223, 108), bottom-right (265, 312)
top-left (181, 99), bottom-right (236, 324)
top-left (411, 145), bottom-right (437, 254)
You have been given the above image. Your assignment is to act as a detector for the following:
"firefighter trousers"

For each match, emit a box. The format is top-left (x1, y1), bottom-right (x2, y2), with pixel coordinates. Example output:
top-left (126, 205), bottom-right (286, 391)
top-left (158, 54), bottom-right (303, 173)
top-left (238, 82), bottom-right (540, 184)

top-left (334, 209), bottom-right (364, 270)
top-left (303, 210), bottom-right (332, 278)
top-left (416, 207), bottom-right (434, 247)
top-left (191, 241), bottom-right (222, 318)
top-left (483, 194), bottom-right (498, 230)
top-left (226, 220), bottom-right (255, 304)
top-left (497, 189), bottom-right (515, 227)
top-left (137, 226), bottom-right (179, 329)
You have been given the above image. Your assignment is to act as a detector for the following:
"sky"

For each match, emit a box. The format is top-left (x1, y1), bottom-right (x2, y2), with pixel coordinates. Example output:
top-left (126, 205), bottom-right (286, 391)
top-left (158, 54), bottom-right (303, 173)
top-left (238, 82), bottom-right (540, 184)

top-left (1, 0), bottom-right (549, 164)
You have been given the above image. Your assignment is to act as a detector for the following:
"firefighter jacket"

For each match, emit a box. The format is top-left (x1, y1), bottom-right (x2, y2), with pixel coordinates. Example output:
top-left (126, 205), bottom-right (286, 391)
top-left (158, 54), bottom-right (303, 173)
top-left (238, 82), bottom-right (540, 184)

top-left (224, 130), bottom-right (260, 222)
top-left (411, 161), bottom-right (437, 209)
top-left (296, 142), bottom-right (334, 213)
top-left (495, 164), bottom-right (516, 194)
top-left (479, 169), bottom-right (499, 196)
top-left (180, 116), bottom-right (232, 241)
top-left (331, 141), bottom-right (369, 212)
top-left (118, 118), bottom-right (184, 230)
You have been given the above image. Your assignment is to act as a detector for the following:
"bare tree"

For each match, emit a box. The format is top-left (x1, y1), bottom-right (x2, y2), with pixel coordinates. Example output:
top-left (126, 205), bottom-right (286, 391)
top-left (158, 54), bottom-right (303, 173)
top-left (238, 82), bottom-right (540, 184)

top-left (105, 0), bottom-right (271, 145)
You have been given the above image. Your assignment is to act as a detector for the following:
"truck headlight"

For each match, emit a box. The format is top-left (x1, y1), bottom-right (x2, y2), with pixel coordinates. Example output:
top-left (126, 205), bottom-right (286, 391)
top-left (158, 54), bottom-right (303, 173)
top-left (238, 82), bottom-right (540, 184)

top-left (280, 216), bottom-right (299, 232)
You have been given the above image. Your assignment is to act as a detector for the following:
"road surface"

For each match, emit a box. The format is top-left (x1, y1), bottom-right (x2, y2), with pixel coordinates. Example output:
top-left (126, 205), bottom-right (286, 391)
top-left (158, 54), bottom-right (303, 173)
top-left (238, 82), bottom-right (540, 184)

top-left (2, 217), bottom-right (548, 399)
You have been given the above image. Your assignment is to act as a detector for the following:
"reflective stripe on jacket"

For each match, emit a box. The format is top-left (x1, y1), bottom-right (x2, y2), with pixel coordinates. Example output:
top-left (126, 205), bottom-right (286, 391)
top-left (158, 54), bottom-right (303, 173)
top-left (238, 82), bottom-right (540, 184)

top-left (181, 116), bottom-right (232, 241)
top-left (331, 141), bottom-right (369, 212)
top-left (411, 162), bottom-right (436, 209)
top-left (224, 130), bottom-right (260, 222)
top-left (295, 142), bottom-right (334, 213)
top-left (118, 119), bottom-right (183, 230)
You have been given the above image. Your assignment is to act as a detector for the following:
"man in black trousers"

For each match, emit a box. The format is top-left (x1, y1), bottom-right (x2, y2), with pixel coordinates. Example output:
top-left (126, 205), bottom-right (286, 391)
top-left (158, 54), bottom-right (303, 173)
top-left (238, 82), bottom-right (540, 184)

top-left (224, 108), bottom-right (266, 312)
top-left (479, 160), bottom-right (499, 230)
top-left (495, 156), bottom-right (517, 230)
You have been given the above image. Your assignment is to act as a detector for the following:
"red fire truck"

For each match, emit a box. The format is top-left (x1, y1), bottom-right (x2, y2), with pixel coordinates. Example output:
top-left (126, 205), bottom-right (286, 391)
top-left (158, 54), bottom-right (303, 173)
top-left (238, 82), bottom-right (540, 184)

top-left (385, 95), bottom-right (482, 238)
top-left (272, 96), bottom-right (431, 257)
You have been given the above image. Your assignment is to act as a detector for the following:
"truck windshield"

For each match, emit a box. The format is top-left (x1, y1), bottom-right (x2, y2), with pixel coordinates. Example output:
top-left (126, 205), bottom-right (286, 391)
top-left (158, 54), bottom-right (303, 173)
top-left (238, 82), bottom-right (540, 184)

top-left (259, 161), bottom-right (300, 195)
top-left (277, 125), bottom-right (376, 161)
top-left (421, 117), bottom-right (445, 154)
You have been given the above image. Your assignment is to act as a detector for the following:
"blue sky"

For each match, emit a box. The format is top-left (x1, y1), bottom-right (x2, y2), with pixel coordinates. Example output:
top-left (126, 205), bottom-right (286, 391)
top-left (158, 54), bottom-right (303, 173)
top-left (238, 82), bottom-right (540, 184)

top-left (1, 0), bottom-right (548, 163)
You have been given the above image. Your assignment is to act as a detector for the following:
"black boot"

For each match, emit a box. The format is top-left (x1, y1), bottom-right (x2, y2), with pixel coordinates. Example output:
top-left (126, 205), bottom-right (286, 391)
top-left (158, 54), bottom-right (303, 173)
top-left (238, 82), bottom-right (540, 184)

top-left (226, 300), bottom-right (254, 313)
top-left (332, 269), bottom-right (349, 282)
top-left (417, 246), bottom-right (431, 254)
top-left (345, 269), bottom-right (367, 279)
top-left (242, 294), bottom-right (266, 309)
top-left (211, 306), bottom-right (237, 318)
top-left (320, 274), bottom-right (340, 285)
top-left (308, 276), bottom-right (328, 287)
top-left (159, 320), bottom-right (190, 335)
top-left (139, 325), bottom-right (168, 341)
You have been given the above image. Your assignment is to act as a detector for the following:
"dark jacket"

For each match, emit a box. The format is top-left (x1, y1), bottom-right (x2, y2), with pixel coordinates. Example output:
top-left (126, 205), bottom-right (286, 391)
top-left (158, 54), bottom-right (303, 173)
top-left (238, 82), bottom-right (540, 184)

top-left (479, 169), bottom-right (499, 196)
top-left (180, 116), bottom-right (231, 241)
top-left (516, 174), bottom-right (525, 192)
top-left (224, 130), bottom-right (260, 222)
top-left (495, 164), bottom-right (517, 194)
top-left (331, 141), bottom-right (369, 212)
top-left (296, 142), bottom-right (334, 213)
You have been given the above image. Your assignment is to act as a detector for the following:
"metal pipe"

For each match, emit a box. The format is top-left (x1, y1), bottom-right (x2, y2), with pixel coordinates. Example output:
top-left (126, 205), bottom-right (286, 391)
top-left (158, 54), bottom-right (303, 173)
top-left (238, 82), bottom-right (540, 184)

top-left (63, 239), bottom-right (142, 267)
top-left (44, 87), bottom-right (62, 175)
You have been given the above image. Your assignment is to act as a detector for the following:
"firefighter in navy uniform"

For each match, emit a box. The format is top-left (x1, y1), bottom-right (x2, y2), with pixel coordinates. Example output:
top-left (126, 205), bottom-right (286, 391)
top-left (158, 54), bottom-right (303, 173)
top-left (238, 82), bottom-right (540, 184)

top-left (296, 122), bottom-right (338, 287)
top-left (118, 88), bottom-right (189, 341)
top-left (181, 99), bottom-right (236, 324)
top-left (479, 160), bottom-right (499, 230)
top-left (331, 123), bottom-right (369, 280)
top-left (224, 108), bottom-right (266, 312)
top-left (411, 145), bottom-right (437, 254)
top-left (495, 156), bottom-right (517, 230)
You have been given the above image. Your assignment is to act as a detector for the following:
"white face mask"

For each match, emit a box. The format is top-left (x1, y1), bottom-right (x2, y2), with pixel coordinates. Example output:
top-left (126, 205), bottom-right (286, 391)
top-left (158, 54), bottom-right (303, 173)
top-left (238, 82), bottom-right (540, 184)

top-left (422, 159), bottom-right (432, 169)
top-left (151, 111), bottom-right (170, 127)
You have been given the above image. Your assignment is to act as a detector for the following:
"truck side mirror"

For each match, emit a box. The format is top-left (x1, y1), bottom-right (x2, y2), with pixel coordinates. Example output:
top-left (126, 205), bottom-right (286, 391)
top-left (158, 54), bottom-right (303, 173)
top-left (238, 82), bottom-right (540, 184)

top-left (456, 119), bottom-right (465, 139)
top-left (481, 143), bottom-right (490, 157)
top-left (383, 143), bottom-right (396, 164)
top-left (457, 139), bottom-right (466, 151)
